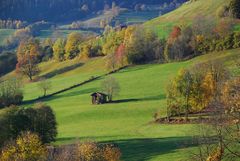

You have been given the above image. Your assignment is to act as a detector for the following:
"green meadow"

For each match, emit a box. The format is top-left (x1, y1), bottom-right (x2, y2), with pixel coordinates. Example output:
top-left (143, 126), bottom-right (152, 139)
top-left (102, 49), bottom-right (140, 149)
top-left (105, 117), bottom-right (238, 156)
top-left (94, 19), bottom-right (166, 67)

top-left (145, 0), bottom-right (228, 38)
top-left (20, 49), bottom-right (240, 161)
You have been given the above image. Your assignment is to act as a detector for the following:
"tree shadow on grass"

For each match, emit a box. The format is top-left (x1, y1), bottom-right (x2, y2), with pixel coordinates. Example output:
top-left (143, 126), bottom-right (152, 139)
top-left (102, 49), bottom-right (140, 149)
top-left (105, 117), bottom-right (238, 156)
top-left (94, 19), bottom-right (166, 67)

top-left (56, 136), bottom-right (196, 161)
top-left (110, 94), bottom-right (166, 104)
top-left (42, 87), bottom-right (98, 101)
top-left (112, 137), bottom-right (195, 161)
top-left (41, 63), bottom-right (84, 79)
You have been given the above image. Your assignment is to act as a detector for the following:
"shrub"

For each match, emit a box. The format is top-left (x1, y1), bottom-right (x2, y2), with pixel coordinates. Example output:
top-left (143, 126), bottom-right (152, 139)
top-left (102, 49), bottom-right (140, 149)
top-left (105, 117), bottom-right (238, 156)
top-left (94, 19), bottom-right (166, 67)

top-left (0, 132), bottom-right (47, 161)
top-left (34, 103), bottom-right (57, 143)
top-left (0, 78), bottom-right (23, 108)
top-left (0, 103), bottom-right (57, 146)
top-left (102, 144), bottom-right (121, 161)
top-left (77, 142), bottom-right (103, 161)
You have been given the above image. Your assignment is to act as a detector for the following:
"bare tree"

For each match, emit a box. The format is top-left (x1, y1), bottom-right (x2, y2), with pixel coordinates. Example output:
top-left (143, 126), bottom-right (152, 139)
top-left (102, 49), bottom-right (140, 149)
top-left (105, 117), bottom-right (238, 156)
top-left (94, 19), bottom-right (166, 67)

top-left (101, 76), bottom-right (120, 102)
top-left (191, 77), bottom-right (240, 161)
top-left (38, 78), bottom-right (52, 97)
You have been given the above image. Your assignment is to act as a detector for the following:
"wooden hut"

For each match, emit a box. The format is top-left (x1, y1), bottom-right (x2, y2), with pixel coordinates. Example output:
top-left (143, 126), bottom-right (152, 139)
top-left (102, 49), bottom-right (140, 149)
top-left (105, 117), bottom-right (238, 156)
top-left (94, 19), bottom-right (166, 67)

top-left (91, 92), bottom-right (108, 104)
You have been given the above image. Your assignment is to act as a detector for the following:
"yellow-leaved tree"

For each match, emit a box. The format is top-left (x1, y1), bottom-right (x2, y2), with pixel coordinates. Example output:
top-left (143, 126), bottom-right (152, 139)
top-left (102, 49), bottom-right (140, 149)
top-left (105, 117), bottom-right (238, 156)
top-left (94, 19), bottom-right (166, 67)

top-left (0, 132), bottom-right (47, 161)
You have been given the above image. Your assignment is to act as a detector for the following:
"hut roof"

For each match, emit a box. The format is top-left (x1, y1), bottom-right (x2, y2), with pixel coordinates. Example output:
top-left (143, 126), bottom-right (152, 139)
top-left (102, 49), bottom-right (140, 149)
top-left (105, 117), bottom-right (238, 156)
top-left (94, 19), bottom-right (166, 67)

top-left (91, 92), bottom-right (108, 96)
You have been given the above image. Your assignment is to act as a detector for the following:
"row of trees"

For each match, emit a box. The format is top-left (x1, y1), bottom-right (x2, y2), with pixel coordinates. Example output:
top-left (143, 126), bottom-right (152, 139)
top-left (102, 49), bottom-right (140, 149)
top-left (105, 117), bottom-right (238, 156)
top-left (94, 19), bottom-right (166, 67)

top-left (0, 103), bottom-right (57, 146)
top-left (164, 17), bottom-right (240, 61)
top-left (0, 19), bottom-right (27, 29)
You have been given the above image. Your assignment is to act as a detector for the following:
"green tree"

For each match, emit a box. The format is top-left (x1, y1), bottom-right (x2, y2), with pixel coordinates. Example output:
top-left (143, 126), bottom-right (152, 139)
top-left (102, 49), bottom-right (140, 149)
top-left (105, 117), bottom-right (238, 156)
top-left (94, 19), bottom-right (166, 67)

top-left (53, 38), bottom-right (66, 61)
top-left (34, 103), bottom-right (57, 143)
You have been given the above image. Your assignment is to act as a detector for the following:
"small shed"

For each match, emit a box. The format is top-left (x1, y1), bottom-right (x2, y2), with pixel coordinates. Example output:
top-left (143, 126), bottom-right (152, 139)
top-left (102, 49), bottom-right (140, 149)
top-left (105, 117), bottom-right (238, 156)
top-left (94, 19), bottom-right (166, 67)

top-left (91, 92), bottom-right (108, 104)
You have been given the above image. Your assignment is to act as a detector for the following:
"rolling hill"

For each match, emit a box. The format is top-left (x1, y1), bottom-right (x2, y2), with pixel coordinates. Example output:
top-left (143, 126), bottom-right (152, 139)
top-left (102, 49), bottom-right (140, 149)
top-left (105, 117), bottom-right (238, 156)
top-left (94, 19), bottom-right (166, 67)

top-left (1, 0), bottom-right (240, 160)
top-left (144, 0), bottom-right (230, 38)
top-left (19, 48), bottom-right (239, 161)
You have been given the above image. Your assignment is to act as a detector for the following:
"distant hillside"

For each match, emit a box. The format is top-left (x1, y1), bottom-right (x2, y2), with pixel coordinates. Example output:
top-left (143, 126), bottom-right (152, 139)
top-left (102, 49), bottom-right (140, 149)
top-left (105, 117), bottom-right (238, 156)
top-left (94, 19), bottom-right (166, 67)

top-left (144, 0), bottom-right (230, 38)
top-left (0, 0), bottom-right (186, 23)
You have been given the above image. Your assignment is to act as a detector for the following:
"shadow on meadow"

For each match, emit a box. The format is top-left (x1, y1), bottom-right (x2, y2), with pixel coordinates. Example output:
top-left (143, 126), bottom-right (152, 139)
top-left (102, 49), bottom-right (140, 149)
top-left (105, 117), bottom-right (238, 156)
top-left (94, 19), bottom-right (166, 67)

top-left (110, 94), bottom-right (166, 104)
top-left (55, 136), bottom-right (195, 161)
top-left (114, 137), bottom-right (195, 161)
top-left (41, 63), bottom-right (84, 79)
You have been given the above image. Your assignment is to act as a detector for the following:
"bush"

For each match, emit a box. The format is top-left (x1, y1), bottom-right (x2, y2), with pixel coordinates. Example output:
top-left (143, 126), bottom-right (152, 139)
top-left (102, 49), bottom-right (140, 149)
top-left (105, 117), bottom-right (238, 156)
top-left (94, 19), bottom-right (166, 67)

top-left (0, 78), bottom-right (23, 108)
top-left (0, 103), bottom-right (57, 146)
top-left (77, 142), bottom-right (121, 161)
top-left (0, 132), bottom-right (47, 161)
top-left (34, 103), bottom-right (57, 143)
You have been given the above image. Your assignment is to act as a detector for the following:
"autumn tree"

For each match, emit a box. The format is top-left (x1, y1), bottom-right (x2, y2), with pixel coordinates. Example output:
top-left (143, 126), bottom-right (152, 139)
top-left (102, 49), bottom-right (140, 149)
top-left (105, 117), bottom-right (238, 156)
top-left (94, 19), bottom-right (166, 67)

top-left (101, 76), bottom-right (120, 102)
top-left (126, 27), bottom-right (160, 64)
top-left (192, 77), bottom-right (240, 161)
top-left (53, 38), bottom-right (66, 61)
top-left (16, 39), bottom-right (41, 81)
top-left (65, 32), bottom-right (84, 59)
top-left (0, 132), bottom-right (47, 161)
top-left (115, 44), bottom-right (127, 67)
top-left (106, 53), bottom-right (117, 72)
top-left (175, 69), bottom-right (193, 120)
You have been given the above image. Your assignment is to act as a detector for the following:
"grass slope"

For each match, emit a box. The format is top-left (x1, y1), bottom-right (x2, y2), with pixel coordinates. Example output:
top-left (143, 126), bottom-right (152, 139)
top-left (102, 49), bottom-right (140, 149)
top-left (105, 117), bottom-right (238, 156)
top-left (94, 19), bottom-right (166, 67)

top-left (20, 49), bottom-right (240, 161)
top-left (144, 0), bottom-right (229, 38)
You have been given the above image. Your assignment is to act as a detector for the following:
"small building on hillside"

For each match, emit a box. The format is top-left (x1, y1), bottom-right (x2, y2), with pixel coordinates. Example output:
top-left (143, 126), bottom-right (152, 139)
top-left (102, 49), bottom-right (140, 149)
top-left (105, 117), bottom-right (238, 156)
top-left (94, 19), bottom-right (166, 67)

top-left (91, 92), bottom-right (108, 104)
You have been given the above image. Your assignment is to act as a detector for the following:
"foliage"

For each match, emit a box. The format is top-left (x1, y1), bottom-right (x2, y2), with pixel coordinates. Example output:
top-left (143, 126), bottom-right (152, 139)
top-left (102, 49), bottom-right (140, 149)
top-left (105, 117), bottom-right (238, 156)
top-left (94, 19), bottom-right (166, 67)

top-left (0, 132), bottom-right (47, 161)
top-left (0, 103), bottom-right (57, 145)
top-left (126, 27), bottom-right (162, 64)
top-left (16, 39), bottom-right (41, 81)
top-left (101, 76), bottom-right (120, 101)
top-left (193, 77), bottom-right (240, 161)
top-left (166, 61), bottom-right (230, 119)
top-left (65, 32), bottom-right (84, 59)
top-left (77, 141), bottom-right (121, 161)
top-left (53, 38), bottom-right (66, 61)
top-left (77, 142), bottom-right (103, 161)
top-left (38, 79), bottom-right (52, 96)
top-left (229, 0), bottom-right (240, 18)
top-left (0, 78), bottom-right (23, 109)
top-left (33, 103), bottom-right (57, 143)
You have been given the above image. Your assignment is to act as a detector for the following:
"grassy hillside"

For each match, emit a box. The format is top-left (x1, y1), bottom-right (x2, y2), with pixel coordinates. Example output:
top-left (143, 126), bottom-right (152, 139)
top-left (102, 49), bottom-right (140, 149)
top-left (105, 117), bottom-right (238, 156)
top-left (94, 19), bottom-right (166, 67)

top-left (144, 0), bottom-right (229, 38)
top-left (19, 49), bottom-right (240, 161)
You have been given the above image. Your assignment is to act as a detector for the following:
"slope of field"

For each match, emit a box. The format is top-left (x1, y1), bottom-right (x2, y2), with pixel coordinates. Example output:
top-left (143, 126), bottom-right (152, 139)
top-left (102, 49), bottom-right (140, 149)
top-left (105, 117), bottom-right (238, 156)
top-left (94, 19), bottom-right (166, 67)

top-left (20, 49), bottom-right (240, 161)
top-left (144, 0), bottom-right (229, 38)
top-left (0, 29), bottom-right (15, 46)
